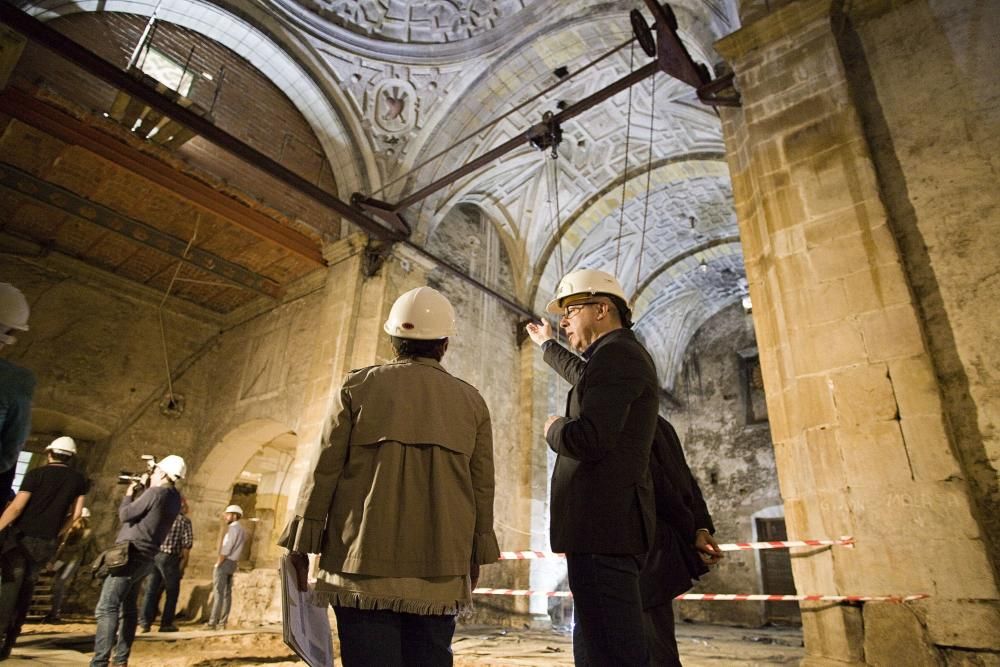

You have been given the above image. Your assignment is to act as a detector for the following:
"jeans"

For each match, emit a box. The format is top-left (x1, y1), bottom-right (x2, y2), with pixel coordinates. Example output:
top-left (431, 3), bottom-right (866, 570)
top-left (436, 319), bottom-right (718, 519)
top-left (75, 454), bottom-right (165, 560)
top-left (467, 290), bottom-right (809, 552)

top-left (49, 558), bottom-right (81, 618)
top-left (0, 536), bottom-right (57, 652)
top-left (333, 604), bottom-right (457, 667)
top-left (91, 555), bottom-right (154, 667)
top-left (642, 602), bottom-right (682, 667)
top-left (208, 559), bottom-right (237, 626)
top-left (139, 552), bottom-right (183, 628)
top-left (566, 553), bottom-right (650, 667)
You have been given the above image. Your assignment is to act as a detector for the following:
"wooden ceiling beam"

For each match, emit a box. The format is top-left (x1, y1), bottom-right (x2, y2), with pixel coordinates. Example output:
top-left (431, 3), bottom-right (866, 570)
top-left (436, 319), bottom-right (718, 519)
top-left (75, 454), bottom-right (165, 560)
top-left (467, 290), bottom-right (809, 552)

top-left (0, 161), bottom-right (283, 299)
top-left (0, 87), bottom-right (324, 266)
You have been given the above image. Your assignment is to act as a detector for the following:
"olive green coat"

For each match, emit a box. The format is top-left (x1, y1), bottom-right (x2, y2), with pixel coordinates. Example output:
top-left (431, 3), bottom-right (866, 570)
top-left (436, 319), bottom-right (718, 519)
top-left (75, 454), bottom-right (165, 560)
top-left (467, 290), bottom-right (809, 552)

top-left (289, 357), bottom-right (500, 579)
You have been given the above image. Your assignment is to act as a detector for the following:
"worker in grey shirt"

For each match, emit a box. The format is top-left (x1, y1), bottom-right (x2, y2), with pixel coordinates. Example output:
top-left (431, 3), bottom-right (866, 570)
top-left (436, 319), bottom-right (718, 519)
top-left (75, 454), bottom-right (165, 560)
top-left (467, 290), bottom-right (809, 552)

top-left (206, 504), bottom-right (247, 629)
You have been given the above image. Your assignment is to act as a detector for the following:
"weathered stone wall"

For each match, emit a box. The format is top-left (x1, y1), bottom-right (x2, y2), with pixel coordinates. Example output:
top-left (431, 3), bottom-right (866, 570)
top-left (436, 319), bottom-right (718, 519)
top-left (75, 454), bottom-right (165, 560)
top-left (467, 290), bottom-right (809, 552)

top-left (666, 301), bottom-right (780, 627)
top-left (719, 0), bottom-right (999, 662)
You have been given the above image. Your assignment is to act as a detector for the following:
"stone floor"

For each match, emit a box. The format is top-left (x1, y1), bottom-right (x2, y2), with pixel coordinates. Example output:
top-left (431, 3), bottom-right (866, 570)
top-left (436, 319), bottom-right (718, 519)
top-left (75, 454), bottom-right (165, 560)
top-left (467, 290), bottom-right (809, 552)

top-left (6, 619), bottom-right (804, 665)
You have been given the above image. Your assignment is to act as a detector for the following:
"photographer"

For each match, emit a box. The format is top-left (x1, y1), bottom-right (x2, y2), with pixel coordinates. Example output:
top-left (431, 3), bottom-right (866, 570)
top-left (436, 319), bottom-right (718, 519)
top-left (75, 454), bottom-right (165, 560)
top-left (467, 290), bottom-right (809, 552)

top-left (91, 454), bottom-right (185, 667)
top-left (0, 436), bottom-right (87, 659)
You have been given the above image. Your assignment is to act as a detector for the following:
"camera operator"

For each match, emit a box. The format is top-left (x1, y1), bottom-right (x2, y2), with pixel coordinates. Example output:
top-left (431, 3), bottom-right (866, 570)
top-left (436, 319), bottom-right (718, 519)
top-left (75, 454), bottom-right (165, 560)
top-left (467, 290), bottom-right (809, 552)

top-left (91, 454), bottom-right (186, 667)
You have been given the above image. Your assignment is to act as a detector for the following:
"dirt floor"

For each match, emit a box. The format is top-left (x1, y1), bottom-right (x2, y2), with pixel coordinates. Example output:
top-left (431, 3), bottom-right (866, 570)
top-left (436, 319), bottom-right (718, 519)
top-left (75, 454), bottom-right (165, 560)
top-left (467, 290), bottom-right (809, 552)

top-left (7, 619), bottom-right (803, 665)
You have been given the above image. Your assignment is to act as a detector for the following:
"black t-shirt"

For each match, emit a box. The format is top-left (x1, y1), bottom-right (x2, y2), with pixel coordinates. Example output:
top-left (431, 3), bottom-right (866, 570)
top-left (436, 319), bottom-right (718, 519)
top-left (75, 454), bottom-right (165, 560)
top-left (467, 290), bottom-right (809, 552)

top-left (18, 464), bottom-right (88, 539)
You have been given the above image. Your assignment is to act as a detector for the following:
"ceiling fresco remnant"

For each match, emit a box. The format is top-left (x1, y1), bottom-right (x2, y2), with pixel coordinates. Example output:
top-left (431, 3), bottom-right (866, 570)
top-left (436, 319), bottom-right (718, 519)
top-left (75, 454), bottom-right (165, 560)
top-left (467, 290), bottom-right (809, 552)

top-left (295, 0), bottom-right (529, 43)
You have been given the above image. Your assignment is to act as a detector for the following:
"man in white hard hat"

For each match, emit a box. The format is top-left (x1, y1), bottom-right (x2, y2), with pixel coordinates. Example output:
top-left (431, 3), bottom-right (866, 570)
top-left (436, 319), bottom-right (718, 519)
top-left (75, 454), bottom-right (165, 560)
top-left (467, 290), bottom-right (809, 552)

top-left (91, 454), bottom-right (185, 667)
top-left (525, 268), bottom-right (658, 666)
top-left (0, 283), bottom-right (36, 505)
top-left (281, 286), bottom-right (499, 666)
top-left (205, 504), bottom-right (247, 630)
top-left (0, 436), bottom-right (87, 658)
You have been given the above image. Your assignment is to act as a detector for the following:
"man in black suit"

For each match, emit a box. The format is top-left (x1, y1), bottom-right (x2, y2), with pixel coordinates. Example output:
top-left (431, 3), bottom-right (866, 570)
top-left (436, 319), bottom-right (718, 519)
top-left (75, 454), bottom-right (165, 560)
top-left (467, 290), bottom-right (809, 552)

top-left (526, 268), bottom-right (658, 666)
top-left (641, 416), bottom-right (722, 666)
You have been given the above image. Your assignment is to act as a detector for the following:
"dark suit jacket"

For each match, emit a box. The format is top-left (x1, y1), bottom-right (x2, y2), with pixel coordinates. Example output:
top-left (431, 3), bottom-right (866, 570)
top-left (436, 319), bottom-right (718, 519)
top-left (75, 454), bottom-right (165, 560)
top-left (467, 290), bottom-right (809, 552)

top-left (640, 417), bottom-right (715, 608)
top-left (543, 329), bottom-right (658, 555)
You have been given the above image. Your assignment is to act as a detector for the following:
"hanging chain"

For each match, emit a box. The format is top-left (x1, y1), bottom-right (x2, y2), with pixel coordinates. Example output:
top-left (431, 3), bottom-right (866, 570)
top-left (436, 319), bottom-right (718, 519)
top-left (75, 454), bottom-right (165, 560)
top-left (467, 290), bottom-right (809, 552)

top-left (614, 39), bottom-right (636, 277)
top-left (633, 71), bottom-right (657, 306)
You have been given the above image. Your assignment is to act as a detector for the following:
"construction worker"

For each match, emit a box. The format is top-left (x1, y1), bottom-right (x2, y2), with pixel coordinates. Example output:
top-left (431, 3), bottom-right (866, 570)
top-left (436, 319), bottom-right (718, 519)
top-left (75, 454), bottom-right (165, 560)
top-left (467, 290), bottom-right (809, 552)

top-left (282, 286), bottom-right (499, 666)
top-left (139, 497), bottom-right (193, 633)
top-left (0, 283), bottom-right (35, 505)
top-left (525, 268), bottom-right (658, 666)
top-left (206, 504), bottom-right (246, 630)
top-left (0, 436), bottom-right (87, 659)
top-left (91, 454), bottom-right (186, 667)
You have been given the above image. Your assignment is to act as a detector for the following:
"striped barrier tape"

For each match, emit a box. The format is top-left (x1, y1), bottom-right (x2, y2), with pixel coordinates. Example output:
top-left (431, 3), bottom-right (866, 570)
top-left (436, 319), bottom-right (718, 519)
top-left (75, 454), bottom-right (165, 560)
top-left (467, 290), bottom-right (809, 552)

top-left (497, 537), bottom-right (854, 560)
top-left (472, 589), bottom-right (929, 603)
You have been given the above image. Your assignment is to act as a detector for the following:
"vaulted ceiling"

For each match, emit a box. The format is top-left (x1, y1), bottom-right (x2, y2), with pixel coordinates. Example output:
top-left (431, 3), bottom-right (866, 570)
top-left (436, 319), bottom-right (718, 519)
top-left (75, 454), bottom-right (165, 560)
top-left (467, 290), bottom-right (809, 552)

top-left (4, 0), bottom-right (746, 390)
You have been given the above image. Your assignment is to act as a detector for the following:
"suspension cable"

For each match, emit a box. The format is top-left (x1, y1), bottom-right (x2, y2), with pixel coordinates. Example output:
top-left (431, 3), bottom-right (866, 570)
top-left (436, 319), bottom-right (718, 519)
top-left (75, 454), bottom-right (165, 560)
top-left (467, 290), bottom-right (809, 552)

top-left (633, 71), bottom-right (657, 305)
top-left (614, 39), bottom-right (636, 277)
top-left (369, 35), bottom-right (638, 199)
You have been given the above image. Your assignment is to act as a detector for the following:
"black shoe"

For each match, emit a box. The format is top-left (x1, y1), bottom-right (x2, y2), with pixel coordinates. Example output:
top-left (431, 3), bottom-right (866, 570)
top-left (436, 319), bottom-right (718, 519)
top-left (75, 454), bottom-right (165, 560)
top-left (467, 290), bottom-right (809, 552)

top-left (159, 625), bottom-right (179, 632)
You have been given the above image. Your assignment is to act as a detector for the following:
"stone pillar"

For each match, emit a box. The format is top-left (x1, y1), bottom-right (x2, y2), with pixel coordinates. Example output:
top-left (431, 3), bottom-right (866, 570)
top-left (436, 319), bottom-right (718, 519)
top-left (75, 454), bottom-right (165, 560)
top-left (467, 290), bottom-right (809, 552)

top-left (716, 0), bottom-right (999, 662)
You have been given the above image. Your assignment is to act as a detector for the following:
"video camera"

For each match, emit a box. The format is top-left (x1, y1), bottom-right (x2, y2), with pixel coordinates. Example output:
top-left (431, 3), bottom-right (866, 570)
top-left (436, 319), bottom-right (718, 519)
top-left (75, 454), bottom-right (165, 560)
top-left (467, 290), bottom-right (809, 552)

top-left (116, 454), bottom-right (157, 486)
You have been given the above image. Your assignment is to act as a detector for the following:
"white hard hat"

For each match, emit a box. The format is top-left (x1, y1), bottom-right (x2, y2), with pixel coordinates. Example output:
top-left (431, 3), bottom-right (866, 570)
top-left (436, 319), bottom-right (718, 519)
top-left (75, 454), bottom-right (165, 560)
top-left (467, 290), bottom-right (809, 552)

top-left (0, 283), bottom-right (30, 333)
top-left (81, 508), bottom-right (91, 518)
top-left (546, 269), bottom-right (628, 314)
top-left (383, 287), bottom-right (456, 340)
top-left (157, 454), bottom-right (187, 481)
top-left (224, 504), bottom-right (243, 516)
top-left (46, 436), bottom-right (77, 456)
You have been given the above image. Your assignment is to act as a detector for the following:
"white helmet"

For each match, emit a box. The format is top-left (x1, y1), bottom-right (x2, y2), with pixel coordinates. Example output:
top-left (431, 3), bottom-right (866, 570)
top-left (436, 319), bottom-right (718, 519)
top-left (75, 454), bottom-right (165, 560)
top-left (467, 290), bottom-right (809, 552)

top-left (224, 504), bottom-right (243, 516)
top-left (0, 283), bottom-right (29, 342)
top-left (157, 454), bottom-right (187, 481)
top-left (46, 436), bottom-right (77, 456)
top-left (546, 269), bottom-right (628, 314)
top-left (383, 287), bottom-right (456, 340)
top-left (81, 508), bottom-right (91, 518)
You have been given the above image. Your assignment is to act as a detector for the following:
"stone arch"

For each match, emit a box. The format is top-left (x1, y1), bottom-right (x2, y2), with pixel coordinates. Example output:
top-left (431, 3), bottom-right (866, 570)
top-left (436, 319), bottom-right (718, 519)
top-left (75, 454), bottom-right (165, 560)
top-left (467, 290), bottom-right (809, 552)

top-left (23, 0), bottom-right (377, 195)
top-left (184, 419), bottom-right (297, 576)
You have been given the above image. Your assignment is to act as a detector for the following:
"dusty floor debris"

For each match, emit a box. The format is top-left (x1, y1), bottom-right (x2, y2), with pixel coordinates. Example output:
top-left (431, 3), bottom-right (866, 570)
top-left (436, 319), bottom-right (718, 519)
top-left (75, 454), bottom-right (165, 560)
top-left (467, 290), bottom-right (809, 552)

top-left (6, 619), bottom-right (803, 665)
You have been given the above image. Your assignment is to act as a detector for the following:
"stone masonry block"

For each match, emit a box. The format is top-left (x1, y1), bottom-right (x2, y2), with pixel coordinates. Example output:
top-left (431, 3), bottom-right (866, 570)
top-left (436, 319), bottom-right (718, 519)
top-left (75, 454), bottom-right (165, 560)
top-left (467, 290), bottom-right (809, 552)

top-left (860, 305), bottom-right (926, 361)
top-left (887, 355), bottom-right (944, 418)
top-left (782, 108), bottom-right (857, 167)
top-left (761, 185), bottom-right (808, 232)
top-left (805, 426), bottom-right (847, 491)
top-left (791, 319), bottom-right (867, 375)
top-left (773, 438), bottom-right (810, 500)
top-left (847, 481), bottom-right (982, 547)
top-left (926, 599), bottom-right (1000, 650)
top-left (837, 422), bottom-right (914, 488)
top-left (864, 601), bottom-right (942, 667)
top-left (772, 226), bottom-right (806, 257)
top-left (900, 415), bottom-right (962, 482)
top-left (795, 374), bottom-right (837, 429)
top-left (792, 141), bottom-right (877, 220)
top-left (809, 230), bottom-right (880, 281)
top-left (775, 253), bottom-right (817, 297)
top-left (803, 200), bottom-right (887, 248)
top-left (803, 280), bottom-right (851, 325)
top-left (829, 363), bottom-right (898, 426)
top-left (801, 604), bottom-right (865, 664)
top-left (925, 537), bottom-right (999, 599)
top-left (843, 263), bottom-right (913, 314)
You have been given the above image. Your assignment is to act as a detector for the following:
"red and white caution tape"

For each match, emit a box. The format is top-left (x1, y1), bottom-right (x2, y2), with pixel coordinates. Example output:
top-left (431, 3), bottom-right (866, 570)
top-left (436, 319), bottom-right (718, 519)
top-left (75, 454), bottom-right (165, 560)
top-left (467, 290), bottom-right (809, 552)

top-left (473, 589), bottom-right (928, 603)
top-left (474, 588), bottom-right (572, 598)
top-left (717, 537), bottom-right (855, 552)
top-left (677, 593), bottom-right (928, 602)
top-left (497, 537), bottom-right (854, 561)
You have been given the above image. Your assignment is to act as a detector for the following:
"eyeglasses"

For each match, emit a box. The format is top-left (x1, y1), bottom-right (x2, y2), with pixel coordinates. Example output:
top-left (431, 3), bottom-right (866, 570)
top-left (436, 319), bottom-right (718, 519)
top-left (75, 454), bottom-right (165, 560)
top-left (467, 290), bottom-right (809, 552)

top-left (561, 302), bottom-right (602, 319)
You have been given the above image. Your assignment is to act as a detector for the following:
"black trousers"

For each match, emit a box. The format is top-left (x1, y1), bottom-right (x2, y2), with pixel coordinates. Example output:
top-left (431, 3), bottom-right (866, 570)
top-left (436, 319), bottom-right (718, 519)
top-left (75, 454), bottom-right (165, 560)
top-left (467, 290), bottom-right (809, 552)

top-left (567, 553), bottom-right (650, 666)
top-left (642, 602), bottom-right (682, 666)
top-left (333, 605), bottom-right (457, 667)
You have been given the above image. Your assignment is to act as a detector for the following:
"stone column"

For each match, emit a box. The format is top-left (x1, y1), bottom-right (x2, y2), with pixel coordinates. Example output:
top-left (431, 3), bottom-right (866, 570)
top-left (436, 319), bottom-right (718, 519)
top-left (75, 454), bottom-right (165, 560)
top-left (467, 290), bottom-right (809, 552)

top-left (716, 0), bottom-right (998, 663)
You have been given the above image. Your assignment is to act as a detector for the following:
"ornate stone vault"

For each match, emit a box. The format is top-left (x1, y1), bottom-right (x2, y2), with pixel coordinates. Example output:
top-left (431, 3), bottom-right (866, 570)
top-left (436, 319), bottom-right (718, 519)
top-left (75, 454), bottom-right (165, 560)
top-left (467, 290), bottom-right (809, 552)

top-left (16, 0), bottom-right (744, 391)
